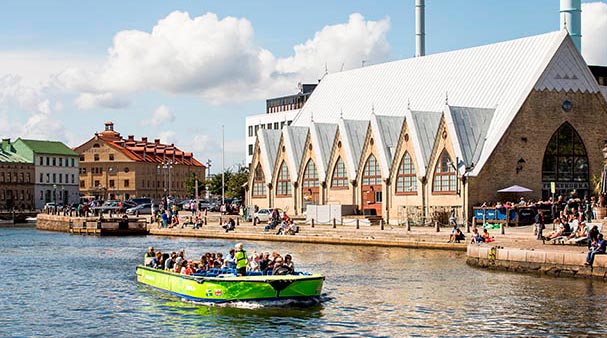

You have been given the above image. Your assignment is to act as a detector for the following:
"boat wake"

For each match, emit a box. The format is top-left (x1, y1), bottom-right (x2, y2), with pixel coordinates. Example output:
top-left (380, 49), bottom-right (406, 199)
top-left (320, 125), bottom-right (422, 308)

top-left (185, 297), bottom-right (324, 309)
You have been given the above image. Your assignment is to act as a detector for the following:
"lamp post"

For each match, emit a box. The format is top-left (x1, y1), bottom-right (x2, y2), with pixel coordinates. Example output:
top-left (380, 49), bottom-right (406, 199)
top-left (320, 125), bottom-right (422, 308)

top-left (158, 161), bottom-right (174, 208)
top-left (53, 184), bottom-right (57, 212)
top-left (601, 143), bottom-right (607, 207)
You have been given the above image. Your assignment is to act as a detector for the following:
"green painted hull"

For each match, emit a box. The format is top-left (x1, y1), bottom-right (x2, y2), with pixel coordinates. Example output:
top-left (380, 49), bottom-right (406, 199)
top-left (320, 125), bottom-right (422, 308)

top-left (136, 266), bottom-right (324, 303)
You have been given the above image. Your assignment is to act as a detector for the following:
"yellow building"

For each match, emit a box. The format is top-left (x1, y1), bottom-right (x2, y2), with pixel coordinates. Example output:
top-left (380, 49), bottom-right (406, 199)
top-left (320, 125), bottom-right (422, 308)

top-left (75, 122), bottom-right (205, 201)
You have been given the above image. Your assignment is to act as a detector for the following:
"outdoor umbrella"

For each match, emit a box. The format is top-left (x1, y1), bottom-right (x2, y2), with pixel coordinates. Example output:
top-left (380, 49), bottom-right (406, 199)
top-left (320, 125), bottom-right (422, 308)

top-left (497, 185), bottom-right (533, 193)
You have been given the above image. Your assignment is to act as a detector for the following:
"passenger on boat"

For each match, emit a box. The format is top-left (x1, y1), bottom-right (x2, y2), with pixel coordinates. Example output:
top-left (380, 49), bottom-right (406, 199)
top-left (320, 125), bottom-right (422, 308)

top-left (164, 252), bottom-right (177, 271)
top-left (272, 256), bottom-right (293, 275)
top-left (248, 251), bottom-right (260, 272)
top-left (235, 243), bottom-right (248, 276)
top-left (284, 254), bottom-right (295, 273)
top-left (215, 253), bottom-right (224, 268)
top-left (183, 262), bottom-right (195, 275)
top-left (149, 251), bottom-right (164, 269)
top-left (145, 246), bottom-right (155, 258)
top-left (259, 252), bottom-right (270, 273)
top-left (226, 249), bottom-right (237, 269)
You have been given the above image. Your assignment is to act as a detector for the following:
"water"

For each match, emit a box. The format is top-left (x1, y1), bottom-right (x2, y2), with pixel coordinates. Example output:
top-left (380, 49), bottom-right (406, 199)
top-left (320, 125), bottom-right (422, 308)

top-left (1, 228), bottom-right (606, 337)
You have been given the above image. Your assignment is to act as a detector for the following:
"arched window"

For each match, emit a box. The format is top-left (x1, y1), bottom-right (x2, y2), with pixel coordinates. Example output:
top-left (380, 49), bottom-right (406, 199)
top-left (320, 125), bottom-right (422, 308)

top-left (433, 150), bottom-right (456, 193)
top-left (396, 152), bottom-right (417, 193)
top-left (252, 164), bottom-right (266, 197)
top-left (542, 123), bottom-right (589, 197)
top-left (362, 154), bottom-right (382, 186)
top-left (276, 162), bottom-right (291, 196)
top-left (331, 157), bottom-right (348, 188)
top-left (302, 160), bottom-right (319, 188)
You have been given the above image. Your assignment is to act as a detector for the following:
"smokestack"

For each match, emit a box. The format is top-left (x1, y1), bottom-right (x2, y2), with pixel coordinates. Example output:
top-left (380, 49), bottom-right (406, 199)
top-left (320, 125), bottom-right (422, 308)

top-left (415, 0), bottom-right (425, 57)
top-left (560, 0), bottom-right (581, 52)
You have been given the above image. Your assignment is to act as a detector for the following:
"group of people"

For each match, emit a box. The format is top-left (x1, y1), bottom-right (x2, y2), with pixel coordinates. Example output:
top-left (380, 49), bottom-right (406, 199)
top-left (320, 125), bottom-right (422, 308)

top-left (262, 209), bottom-right (299, 236)
top-left (144, 243), bottom-right (297, 276)
top-left (470, 227), bottom-right (496, 244)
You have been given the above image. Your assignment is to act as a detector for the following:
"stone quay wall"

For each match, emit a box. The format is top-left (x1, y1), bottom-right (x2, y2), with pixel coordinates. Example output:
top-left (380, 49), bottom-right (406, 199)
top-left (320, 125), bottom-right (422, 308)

top-left (36, 214), bottom-right (71, 232)
top-left (466, 244), bottom-right (607, 280)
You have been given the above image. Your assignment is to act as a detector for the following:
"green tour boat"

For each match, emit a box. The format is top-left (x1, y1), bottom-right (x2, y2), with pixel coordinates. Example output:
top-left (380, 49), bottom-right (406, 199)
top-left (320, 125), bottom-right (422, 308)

top-left (136, 265), bottom-right (325, 303)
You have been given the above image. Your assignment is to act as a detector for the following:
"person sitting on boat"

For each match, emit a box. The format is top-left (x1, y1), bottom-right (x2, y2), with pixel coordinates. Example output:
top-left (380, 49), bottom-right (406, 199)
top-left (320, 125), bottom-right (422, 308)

top-left (226, 249), bottom-right (237, 269)
top-left (235, 243), bottom-right (248, 276)
top-left (183, 262), bottom-right (195, 275)
top-left (248, 251), bottom-right (260, 272)
top-left (272, 256), bottom-right (293, 275)
top-left (165, 252), bottom-right (178, 271)
top-left (214, 252), bottom-right (224, 268)
top-left (283, 254), bottom-right (295, 274)
top-left (148, 251), bottom-right (164, 269)
top-left (259, 252), bottom-right (270, 274)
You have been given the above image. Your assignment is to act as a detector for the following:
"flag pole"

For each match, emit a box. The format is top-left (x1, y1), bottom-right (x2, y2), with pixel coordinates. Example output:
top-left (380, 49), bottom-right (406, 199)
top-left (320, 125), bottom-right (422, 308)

top-left (222, 124), bottom-right (225, 206)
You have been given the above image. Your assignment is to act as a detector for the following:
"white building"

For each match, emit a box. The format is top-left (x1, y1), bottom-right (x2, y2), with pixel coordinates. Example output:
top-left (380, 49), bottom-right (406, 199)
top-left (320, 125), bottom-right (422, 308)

top-left (12, 139), bottom-right (80, 209)
top-left (245, 84), bottom-right (316, 165)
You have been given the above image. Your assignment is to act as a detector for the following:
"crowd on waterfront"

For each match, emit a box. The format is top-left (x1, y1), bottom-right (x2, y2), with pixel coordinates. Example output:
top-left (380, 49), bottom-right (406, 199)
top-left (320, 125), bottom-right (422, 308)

top-left (144, 243), bottom-right (296, 276)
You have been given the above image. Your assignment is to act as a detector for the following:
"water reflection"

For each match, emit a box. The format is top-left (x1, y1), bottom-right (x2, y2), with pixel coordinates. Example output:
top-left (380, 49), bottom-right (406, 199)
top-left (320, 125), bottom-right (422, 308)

top-left (0, 228), bottom-right (606, 337)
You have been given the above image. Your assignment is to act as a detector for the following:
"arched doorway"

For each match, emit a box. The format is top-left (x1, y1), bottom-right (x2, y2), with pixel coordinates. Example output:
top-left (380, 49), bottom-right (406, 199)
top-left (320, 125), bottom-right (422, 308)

top-left (301, 159), bottom-right (319, 212)
top-left (361, 154), bottom-right (382, 216)
top-left (542, 123), bottom-right (589, 199)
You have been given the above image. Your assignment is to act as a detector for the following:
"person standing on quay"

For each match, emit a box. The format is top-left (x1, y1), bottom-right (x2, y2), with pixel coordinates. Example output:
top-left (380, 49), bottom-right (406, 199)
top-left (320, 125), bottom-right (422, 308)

top-left (535, 210), bottom-right (545, 240)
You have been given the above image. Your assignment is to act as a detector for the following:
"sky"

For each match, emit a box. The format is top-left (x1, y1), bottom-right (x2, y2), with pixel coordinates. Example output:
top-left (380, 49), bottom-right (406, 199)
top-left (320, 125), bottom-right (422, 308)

top-left (1, 0), bottom-right (606, 172)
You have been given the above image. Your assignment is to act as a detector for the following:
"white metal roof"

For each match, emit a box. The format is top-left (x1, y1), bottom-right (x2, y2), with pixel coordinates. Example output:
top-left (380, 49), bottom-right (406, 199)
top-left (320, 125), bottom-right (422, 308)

top-left (309, 123), bottom-right (338, 182)
top-left (371, 114), bottom-right (404, 178)
top-left (283, 126), bottom-right (308, 183)
top-left (258, 129), bottom-right (281, 184)
top-left (338, 119), bottom-right (369, 180)
top-left (293, 30), bottom-right (598, 176)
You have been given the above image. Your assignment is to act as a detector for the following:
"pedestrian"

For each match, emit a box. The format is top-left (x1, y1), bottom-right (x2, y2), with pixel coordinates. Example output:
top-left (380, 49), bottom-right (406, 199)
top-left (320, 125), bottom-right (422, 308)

top-left (535, 210), bottom-right (545, 240)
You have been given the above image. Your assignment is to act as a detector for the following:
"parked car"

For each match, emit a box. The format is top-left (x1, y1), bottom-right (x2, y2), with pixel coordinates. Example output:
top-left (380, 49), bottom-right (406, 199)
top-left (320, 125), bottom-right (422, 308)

top-left (198, 200), bottom-right (212, 211)
top-left (253, 208), bottom-right (285, 223)
top-left (44, 202), bottom-right (64, 211)
top-left (126, 203), bottom-right (158, 215)
top-left (129, 197), bottom-right (152, 206)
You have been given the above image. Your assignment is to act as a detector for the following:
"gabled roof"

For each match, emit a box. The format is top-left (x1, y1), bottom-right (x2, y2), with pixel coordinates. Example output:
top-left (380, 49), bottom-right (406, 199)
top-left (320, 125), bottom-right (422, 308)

top-left (293, 30), bottom-right (598, 175)
top-left (370, 115), bottom-right (404, 178)
top-left (338, 119), bottom-right (368, 180)
top-left (309, 123), bottom-right (338, 181)
top-left (15, 139), bottom-right (78, 156)
top-left (258, 129), bottom-right (281, 184)
top-left (283, 126), bottom-right (308, 182)
top-left (405, 110), bottom-right (442, 177)
top-left (445, 106), bottom-right (495, 171)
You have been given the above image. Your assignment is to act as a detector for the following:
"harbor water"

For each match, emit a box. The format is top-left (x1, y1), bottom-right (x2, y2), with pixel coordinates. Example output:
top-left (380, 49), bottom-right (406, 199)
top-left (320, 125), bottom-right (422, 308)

top-left (1, 227), bottom-right (606, 337)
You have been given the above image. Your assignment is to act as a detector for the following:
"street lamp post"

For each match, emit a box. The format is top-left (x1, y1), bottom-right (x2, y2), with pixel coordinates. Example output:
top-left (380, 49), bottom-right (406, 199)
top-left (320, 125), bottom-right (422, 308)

top-left (53, 184), bottom-right (57, 215)
top-left (158, 161), bottom-right (174, 208)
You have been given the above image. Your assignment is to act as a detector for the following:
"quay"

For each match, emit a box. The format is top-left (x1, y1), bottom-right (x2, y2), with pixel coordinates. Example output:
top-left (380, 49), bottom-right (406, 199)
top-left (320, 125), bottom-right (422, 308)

top-left (36, 213), bottom-right (148, 236)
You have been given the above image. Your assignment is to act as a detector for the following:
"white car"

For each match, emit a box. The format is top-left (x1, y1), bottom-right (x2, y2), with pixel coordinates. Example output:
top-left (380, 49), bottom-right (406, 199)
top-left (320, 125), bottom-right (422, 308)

top-left (253, 208), bottom-right (285, 223)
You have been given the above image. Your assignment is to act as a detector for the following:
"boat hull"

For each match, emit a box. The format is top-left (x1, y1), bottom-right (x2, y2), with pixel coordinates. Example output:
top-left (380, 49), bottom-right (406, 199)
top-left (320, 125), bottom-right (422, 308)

top-left (136, 265), bottom-right (324, 303)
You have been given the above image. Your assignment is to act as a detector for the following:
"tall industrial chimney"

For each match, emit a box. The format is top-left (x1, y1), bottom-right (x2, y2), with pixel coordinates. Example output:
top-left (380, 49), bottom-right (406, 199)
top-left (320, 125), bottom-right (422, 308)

top-left (415, 0), bottom-right (425, 57)
top-left (560, 0), bottom-right (582, 52)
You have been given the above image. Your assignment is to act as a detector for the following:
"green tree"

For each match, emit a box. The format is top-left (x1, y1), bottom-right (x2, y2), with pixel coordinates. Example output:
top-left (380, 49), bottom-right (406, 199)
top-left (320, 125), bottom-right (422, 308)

top-left (184, 173), bottom-right (205, 198)
top-left (226, 165), bottom-right (249, 200)
top-left (205, 170), bottom-right (233, 196)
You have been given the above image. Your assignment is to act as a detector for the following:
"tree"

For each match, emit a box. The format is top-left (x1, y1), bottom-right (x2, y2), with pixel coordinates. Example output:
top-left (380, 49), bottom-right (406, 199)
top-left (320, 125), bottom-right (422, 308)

top-left (184, 173), bottom-right (205, 198)
top-left (226, 165), bottom-right (249, 200)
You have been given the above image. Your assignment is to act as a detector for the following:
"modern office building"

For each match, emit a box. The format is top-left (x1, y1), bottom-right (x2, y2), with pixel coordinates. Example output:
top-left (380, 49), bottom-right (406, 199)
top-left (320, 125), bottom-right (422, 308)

top-left (245, 84), bottom-right (316, 165)
top-left (74, 122), bottom-right (206, 201)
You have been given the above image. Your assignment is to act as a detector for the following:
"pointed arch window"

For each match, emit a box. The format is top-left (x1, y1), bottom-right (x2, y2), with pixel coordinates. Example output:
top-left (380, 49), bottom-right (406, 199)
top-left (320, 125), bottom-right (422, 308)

top-left (276, 162), bottom-right (291, 196)
top-left (396, 152), bottom-right (417, 194)
top-left (331, 157), bottom-right (348, 188)
top-left (362, 154), bottom-right (382, 186)
top-left (542, 123), bottom-right (589, 197)
top-left (302, 160), bottom-right (319, 188)
top-left (252, 164), bottom-right (266, 197)
top-left (433, 150), bottom-right (456, 193)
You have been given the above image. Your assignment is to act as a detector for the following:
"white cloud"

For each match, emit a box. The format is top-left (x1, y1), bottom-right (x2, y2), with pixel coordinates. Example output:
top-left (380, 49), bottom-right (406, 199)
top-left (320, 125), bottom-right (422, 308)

top-left (74, 92), bottom-right (129, 110)
top-left (58, 11), bottom-right (391, 106)
top-left (582, 2), bottom-right (607, 65)
top-left (158, 130), bottom-right (177, 145)
top-left (142, 104), bottom-right (175, 126)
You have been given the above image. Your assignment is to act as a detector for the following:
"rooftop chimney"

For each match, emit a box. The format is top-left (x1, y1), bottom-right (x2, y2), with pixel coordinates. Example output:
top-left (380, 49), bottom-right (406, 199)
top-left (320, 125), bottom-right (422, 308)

top-left (415, 0), bottom-right (425, 57)
top-left (127, 135), bottom-right (134, 141)
top-left (142, 137), bottom-right (148, 143)
top-left (560, 0), bottom-right (582, 52)
top-left (155, 139), bottom-right (160, 145)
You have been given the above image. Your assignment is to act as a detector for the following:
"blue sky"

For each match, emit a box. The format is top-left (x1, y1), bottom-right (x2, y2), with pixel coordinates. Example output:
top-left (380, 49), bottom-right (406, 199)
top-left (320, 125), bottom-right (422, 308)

top-left (0, 0), bottom-right (606, 171)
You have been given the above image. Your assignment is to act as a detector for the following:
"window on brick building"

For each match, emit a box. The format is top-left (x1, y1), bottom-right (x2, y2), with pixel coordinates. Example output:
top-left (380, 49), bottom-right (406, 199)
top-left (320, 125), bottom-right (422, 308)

top-left (109, 180), bottom-right (115, 188)
top-left (80, 181), bottom-right (85, 188)
top-left (109, 154), bottom-right (114, 161)
top-left (302, 160), bottom-right (319, 188)
top-left (94, 154), bottom-right (99, 161)
top-left (124, 179), bottom-right (130, 188)
top-left (362, 154), bottom-right (381, 186)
